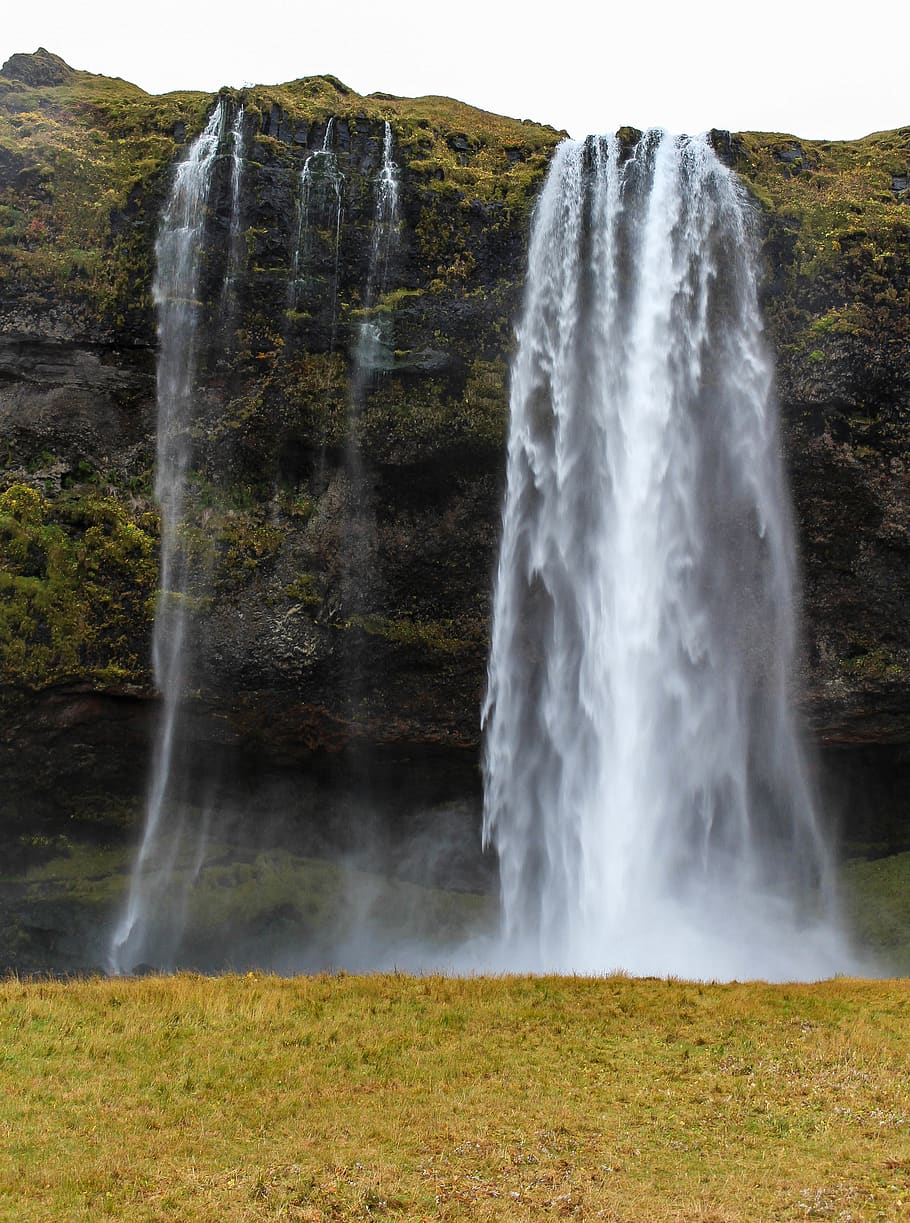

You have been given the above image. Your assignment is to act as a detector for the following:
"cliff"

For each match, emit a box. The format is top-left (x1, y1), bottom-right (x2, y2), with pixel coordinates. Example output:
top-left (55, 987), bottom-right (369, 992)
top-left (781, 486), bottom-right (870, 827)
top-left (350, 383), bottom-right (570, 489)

top-left (1, 50), bottom-right (908, 848)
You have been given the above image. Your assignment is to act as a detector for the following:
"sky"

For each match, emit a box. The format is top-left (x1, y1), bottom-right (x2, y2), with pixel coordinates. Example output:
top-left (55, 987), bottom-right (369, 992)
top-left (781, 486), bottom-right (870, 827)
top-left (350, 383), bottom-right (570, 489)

top-left (2, 0), bottom-right (907, 142)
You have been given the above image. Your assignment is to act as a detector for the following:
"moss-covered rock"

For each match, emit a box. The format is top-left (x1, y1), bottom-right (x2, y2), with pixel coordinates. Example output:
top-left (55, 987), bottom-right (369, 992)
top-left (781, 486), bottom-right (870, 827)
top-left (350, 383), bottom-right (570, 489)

top-left (0, 481), bottom-right (156, 687)
top-left (731, 128), bottom-right (910, 414)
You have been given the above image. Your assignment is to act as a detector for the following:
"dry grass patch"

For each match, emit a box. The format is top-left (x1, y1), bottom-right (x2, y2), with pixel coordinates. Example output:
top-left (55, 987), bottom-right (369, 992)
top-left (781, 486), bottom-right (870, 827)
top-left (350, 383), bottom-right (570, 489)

top-left (1, 974), bottom-right (909, 1220)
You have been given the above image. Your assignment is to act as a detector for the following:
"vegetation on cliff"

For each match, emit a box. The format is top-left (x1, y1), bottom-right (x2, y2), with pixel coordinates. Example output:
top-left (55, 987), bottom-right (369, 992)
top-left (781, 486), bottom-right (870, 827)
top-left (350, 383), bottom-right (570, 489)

top-left (0, 481), bottom-right (155, 687)
top-left (0, 51), bottom-right (559, 337)
top-left (735, 127), bottom-right (910, 420)
top-left (0, 53), bottom-right (208, 332)
top-left (728, 129), bottom-right (910, 726)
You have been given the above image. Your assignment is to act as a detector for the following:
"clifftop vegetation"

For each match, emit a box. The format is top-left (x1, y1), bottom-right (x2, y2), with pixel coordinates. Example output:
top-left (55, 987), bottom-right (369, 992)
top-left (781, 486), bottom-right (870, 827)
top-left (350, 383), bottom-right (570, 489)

top-left (734, 127), bottom-right (910, 418)
top-left (0, 51), bottom-right (560, 336)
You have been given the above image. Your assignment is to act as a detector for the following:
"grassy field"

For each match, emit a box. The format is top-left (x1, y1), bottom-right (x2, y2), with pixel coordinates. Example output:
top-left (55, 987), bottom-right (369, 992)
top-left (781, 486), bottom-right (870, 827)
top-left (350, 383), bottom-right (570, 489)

top-left (1, 973), bottom-right (909, 1222)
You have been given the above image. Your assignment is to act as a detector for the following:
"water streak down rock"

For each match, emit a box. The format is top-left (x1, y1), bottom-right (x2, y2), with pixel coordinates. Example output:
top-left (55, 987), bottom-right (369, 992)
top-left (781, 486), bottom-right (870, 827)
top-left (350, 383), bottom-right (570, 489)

top-left (109, 102), bottom-right (226, 974)
top-left (482, 132), bottom-right (861, 981)
top-left (289, 118), bottom-right (343, 349)
top-left (219, 104), bottom-right (246, 317)
top-left (353, 120), bottom-right (401, 382)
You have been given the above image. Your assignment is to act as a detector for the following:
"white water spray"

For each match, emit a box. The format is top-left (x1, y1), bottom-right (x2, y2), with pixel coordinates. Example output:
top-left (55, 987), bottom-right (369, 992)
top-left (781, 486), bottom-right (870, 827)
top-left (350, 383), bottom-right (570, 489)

top-left (109, 103), bottom-right (226, 974)
top-left (482, 131), bottom-right (859, 981)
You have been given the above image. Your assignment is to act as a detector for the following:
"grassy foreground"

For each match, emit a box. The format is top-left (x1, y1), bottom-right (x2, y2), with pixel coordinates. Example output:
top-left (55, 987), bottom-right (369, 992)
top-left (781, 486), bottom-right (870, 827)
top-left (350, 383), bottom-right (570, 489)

top-left (1, 975), bottom-right (909, 1221)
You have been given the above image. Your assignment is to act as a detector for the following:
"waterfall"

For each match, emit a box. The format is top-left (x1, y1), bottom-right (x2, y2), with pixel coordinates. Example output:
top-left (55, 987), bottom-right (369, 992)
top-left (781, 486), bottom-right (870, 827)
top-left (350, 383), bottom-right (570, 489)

top-left (289, 118), bottom-right (344, 348)
top-left (482, 131), bottom-right (857, 982)
top-left (228, 105), bottom-right (245, 242)
top-left (367, 121), bottom-right (400, 305)
top-left (335, 122), bottom-right (403, 697)
top-left (354, 120), bottom-right (400, 383)
top-left (109, 102), bottom-right (226, 974)
top-left (220, 104), bottom-right (246, 312)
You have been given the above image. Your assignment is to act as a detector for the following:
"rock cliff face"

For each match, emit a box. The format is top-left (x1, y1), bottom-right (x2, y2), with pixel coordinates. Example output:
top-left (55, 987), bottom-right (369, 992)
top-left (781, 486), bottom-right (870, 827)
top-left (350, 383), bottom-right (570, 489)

top-left (1, 51), bottom-right (908, 853)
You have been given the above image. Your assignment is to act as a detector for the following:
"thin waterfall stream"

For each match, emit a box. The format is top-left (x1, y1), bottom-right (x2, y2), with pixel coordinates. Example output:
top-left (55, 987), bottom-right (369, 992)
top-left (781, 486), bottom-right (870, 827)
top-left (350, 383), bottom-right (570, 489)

top-left (109, 102), bottom-right (236, 974)
top-left (481, 131), bottom-right (860, 981)
top-left (219, 104), bottom-right (246, 316)
top-left (338, 121), bottom-right (401, 701)
top-left (353, 120), bottom-right (400, 383)
top-left (289, 118), bottom-right (344, 349)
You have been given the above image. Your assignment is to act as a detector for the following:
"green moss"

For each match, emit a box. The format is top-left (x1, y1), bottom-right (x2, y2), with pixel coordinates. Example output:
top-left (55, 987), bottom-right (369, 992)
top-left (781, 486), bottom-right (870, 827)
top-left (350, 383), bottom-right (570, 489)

top-left (351, 287), bottom-right (425, 319)
top-left (0, 63), bottom-right (213, 326)
top-left (284, 573), bottom-right (321, 607)
top-left (278, 492), bottom-right (316, 522)
top-left (734, 127), bottom-right (910, 374)
top-left (837, 642), bottom-right (906, 679)
top-left (355, 357), bottom-right (508, 461)
top-left (346, 613), bottom-right (470, 655)
top-left (214, 514), bottom-right (283, 584)
top-left (0, 481), bottom-right (156, 687)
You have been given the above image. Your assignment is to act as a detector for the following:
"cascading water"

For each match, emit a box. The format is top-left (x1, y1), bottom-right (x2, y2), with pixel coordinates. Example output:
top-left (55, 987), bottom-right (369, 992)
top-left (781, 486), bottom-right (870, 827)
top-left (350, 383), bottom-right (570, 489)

top-left (109, 103), bottom-right (226, 974)
top-left (220, 105), bottom-right (246, 314)
top-left (354, 120), bottom-right (400, 379)
top-left (372, 121), bottom-right (400, 293)
top-left (289, 118), bottom-right (344, 348)
top-left (482, 131), bottom-right (859, 982)
top-left (337, 123), bottom-right (402, 699)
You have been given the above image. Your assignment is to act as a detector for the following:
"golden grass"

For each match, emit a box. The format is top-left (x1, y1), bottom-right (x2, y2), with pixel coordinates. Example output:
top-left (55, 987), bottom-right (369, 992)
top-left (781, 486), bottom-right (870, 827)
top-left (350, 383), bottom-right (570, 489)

top-left (1, 974), bottom-right (908, 1221)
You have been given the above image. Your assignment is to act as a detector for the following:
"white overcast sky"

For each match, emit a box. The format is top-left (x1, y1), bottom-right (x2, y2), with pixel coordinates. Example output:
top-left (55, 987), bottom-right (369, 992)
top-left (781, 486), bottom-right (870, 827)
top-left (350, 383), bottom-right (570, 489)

top-left (2, 0), bottom-right (907, 141)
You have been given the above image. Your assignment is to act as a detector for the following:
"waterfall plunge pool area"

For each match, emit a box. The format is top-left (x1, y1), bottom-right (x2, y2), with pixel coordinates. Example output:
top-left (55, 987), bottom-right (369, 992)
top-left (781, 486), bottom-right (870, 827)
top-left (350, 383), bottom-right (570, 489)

top-left (2, 737), bottom-right (909, 979)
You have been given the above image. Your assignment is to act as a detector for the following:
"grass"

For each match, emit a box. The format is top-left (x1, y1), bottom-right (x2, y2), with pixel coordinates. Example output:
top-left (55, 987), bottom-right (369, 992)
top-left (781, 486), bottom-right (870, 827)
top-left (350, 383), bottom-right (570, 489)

top-left (0, 973), bottom-right (908, 1221)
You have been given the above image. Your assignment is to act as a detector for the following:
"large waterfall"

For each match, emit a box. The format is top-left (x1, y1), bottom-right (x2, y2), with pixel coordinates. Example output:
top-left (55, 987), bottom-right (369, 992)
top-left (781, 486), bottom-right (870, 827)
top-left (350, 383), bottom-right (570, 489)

top-left (482, 131), bottom-right (857, 981)
top-left (109, 103), bottom-right (229, 974)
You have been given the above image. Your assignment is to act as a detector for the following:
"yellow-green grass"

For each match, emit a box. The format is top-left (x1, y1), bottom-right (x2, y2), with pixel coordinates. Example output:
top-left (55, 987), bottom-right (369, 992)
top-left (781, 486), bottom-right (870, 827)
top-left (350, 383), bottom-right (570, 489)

top-left (1, 973), bottom-right (908, 1221)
